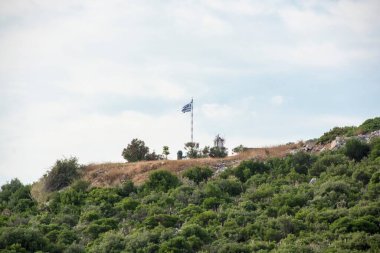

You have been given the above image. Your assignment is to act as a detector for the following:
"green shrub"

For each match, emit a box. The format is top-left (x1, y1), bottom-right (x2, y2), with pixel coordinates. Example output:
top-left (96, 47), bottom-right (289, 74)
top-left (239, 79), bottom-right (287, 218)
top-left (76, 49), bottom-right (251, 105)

top-left (115, 198), bottom-right (139, 211)
top-left (209, 147), bottom-right (228, 158)
top-left (369, 137), bottom-right (380, 160)
top-left (367, 172), bottom-right (380, 199)
top-left (64, 243), bottom-right (85, 253)
top-left (232, 145), bottom-right (248, 154)
top-left (215, 178), bottom-right (243, 196)
top-left (216, 242), bottom-right (251, 253)
top-left (84, 218), bottom-right (118, 239)
top-left (202, 197), bottom-right (222, 210)
top-left (143, 214), bottom-right (179, 228)
top-left (179, 224), bottom-right (210, 242)
top-left (117, 180), bottom-right (136, 197)
top-left (88, 231), bottom-right (126, 253)
top-left (288, 152), bottom-right (315, 175)
top-left (0, 179), bottom-right (23, 203)
top-left (309, 153), bottom-right (348, 176)
top-left (158, 236), bottom-right (192, 253)
top-left (330, 216), bottom-right (379, 234)
top-left (44, 157), bottom-right (82, 192)
top-left (183, 166), bottom-right (213, 184)
top-left (145, 170), bottom-right (181, 192)
top-left (357, 117), bottom-right (380, 134)
top-left (318, 126), bottom-right (356, 144)
top-left (343, 139), bottom-right (370, 162)
top-left (0, 179), bottom-right (36, 213)
top-left (233, 160), bottom-right (269, 182)
top-left (0, 227), bottom-right (51, 252)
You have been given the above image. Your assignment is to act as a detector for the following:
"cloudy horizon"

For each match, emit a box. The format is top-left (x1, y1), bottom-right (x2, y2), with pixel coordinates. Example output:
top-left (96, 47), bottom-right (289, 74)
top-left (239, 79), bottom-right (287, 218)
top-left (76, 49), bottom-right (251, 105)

top-left (1, 0), bottom-right (379, 185)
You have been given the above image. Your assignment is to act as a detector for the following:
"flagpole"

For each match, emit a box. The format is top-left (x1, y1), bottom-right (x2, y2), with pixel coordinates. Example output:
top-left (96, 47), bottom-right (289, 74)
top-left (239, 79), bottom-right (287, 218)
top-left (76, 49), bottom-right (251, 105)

top-left (191, 98), bottom-right (193, 143)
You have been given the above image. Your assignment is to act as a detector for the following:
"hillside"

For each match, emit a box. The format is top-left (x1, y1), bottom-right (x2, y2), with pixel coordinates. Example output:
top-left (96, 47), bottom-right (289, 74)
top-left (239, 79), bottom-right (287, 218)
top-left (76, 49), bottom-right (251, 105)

top-left (0, 117), bottom-right (380, 253)
top-left (83, 143), bottom-right (301, 187)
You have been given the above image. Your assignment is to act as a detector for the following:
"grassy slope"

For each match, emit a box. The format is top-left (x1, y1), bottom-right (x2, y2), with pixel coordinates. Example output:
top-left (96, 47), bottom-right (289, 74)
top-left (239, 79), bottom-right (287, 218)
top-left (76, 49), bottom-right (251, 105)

top-left (82, 143), bottom-right (301, 187)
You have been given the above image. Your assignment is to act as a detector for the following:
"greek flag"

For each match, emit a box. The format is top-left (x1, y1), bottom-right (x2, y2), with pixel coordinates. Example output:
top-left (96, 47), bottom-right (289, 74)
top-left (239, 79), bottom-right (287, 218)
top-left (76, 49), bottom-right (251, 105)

top-left (181, 100), bottom-right (192, 113)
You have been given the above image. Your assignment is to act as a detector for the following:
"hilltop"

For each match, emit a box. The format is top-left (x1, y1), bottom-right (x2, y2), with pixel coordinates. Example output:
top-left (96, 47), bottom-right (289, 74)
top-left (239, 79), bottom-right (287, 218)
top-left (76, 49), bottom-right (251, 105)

top-left (77, 117), bottom-right (380, 188)
top-left (1, 117), bottom-right (379, 253)
top-left (83, 143), bottom-right (301, 187)
top-left (29, 117), bottom-right (380, 202)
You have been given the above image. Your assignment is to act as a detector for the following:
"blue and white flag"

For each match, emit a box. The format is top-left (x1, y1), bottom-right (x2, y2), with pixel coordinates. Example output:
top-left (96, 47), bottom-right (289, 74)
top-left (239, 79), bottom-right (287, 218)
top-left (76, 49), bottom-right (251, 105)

top-left (181, 100), bottom-right (193, 113)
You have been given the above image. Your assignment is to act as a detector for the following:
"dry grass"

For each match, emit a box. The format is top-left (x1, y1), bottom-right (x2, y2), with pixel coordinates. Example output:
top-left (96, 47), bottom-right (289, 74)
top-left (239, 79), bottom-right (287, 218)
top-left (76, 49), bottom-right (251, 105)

top-left (30, 177), bottom-right (50, 204)
top-left (82, 142), bottom-right (302, 187)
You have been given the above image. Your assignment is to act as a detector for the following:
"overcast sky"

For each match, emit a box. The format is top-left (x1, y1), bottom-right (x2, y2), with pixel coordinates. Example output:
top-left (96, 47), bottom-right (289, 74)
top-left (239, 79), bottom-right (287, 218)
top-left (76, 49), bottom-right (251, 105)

top-left (1, 0), bottom-right (379, 185)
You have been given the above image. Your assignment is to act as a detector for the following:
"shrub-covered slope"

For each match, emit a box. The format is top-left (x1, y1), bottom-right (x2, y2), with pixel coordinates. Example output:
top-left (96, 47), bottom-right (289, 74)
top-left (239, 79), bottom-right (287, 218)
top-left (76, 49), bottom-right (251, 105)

top-left (1, 138), bottom-right (380, 252)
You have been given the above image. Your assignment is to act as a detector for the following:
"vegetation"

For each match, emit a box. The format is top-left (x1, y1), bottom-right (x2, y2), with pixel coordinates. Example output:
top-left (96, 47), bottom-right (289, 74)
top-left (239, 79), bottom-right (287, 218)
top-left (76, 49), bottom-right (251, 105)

top-left (183, 166), bottom-right (213, 184)
top-left (209, 146), bottom-right (228, 158)
top-left (1, 136), bottom-right (380, 252)
top-left (343, 139), bottom-right (370, 162)
top-left (122, 138), bottom-right (149, 162)
top-left (162, 146), bottom-right (170, 160)
top-left (317, 126), bottom-right (356, 144)
top-left (317, 117), bottom-right (380, 144)
top-left (357, 117), bottom-right (380, 134)
top-left (44, 157), bottom-right (82, 192)
top-left (184, 142), bottom-right (200, 159)
top-left (232, 144), bottom-right (248, 154)
top-left (122, 139), bottom-right (161, 162)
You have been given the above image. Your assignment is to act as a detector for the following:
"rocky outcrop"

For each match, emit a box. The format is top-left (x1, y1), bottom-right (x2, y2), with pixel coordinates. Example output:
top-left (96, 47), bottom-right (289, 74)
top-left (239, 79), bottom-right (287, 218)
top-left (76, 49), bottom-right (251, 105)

top-left (290, 130), bottom-right (380, 154)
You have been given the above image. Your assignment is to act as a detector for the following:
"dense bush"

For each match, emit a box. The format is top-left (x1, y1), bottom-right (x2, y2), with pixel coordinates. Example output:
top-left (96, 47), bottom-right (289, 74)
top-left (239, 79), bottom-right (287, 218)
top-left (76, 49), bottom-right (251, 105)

top-left (318, 126), bottom-right (356, 144)
top-left (232, 144), bottom-right (248, 154)
top-left (183, 166), bottom-right (213, 184)
top-left (233, 160), bottom-right (269, 182)
top-left (44, 157), bottom-right (82, 192)
top-left (357, 117), bottom-right (380, 134)
top-left (317, 117), bottom-right (380, 144)
top-left (0, 179), bottom-right (36, 213)
top-left (209, 146), bottom-right (228, 158)
top-left (309, 153), bottom-right (348, 176)
top-left (144, 170), bottom-right (181, 192)
top-left (369, 137), bottom-right (380, 160)
top-left (0, 227), bottom-right (51, 252)
top-left (344, 138), bottom-right (370, 161)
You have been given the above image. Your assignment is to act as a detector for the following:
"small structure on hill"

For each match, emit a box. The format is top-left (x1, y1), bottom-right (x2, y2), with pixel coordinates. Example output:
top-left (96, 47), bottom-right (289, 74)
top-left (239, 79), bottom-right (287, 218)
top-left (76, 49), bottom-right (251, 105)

top-left (214, 134), bottom-right (225, 148)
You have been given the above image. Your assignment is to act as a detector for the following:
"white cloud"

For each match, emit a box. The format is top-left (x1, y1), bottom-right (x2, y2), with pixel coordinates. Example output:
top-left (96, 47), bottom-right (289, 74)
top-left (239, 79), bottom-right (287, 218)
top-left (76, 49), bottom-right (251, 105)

top-left (201, 103), bottom-right (236, 119)
top-left (271, 95), bottom-right (284, 105)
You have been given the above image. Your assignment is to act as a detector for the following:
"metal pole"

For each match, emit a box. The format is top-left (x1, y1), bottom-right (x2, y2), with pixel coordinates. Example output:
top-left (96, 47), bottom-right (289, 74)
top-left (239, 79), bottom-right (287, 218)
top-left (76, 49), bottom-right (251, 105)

top-left (191, 98), bottom-right (193, 143)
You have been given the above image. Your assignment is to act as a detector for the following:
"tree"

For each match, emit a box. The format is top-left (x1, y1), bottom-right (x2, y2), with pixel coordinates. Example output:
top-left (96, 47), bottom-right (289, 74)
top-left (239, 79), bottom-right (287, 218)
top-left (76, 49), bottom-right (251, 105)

top-left (209, 146), bottom-right (228, 158)
top-left (145, 151), bottom-right (162, 161)
top-left (122, 139), bottom-right (149, 162)
top-left (44, 157), bottom-right (82, 192)
top-left (162, 146), bottom-right (170, 159)
top-left (184, 142), bottom-right (200, 159)
top-left (202, 146), bottom-right (210, 157)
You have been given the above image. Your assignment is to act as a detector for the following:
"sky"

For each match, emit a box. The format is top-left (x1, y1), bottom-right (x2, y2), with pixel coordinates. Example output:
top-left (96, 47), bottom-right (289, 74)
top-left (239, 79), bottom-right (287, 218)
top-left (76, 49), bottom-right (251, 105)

top-left (0, 0), bottom-right (379, 185)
